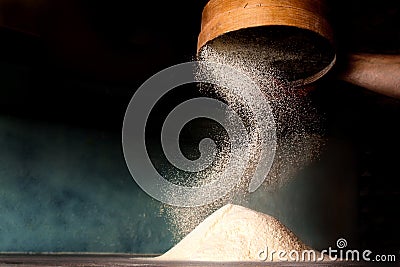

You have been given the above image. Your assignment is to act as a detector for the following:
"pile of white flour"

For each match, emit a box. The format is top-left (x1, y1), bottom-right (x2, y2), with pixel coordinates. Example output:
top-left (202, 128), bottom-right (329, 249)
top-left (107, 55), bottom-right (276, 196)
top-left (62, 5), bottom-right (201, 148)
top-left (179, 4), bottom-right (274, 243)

top-left (158, 204), bottom-right (321, 262)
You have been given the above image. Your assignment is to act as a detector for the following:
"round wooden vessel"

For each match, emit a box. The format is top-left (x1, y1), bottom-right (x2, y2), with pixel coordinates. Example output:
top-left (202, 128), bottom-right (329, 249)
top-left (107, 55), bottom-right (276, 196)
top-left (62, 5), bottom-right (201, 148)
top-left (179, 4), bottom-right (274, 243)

top-left (197, 0), bottom-right (336, 85)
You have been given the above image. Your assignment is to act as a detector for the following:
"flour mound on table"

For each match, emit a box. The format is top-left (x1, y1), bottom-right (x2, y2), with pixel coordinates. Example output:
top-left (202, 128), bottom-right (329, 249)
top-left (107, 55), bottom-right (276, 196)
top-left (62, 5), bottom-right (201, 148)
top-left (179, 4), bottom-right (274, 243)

top-left (158, 204), bottom-right (318, 261)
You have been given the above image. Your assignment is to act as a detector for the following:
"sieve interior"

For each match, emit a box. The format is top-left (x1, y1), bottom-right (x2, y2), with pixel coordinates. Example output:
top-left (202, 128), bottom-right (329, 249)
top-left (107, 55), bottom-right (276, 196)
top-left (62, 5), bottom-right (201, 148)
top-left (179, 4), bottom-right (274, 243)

top-left (198, 26), bottom-right (336, 86)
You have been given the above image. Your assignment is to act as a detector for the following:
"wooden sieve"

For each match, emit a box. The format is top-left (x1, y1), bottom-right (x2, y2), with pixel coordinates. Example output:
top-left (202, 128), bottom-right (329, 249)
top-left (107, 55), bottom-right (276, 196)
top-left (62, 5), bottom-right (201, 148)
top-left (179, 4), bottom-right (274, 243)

top-left (197, 0), bottom-right (336, 86)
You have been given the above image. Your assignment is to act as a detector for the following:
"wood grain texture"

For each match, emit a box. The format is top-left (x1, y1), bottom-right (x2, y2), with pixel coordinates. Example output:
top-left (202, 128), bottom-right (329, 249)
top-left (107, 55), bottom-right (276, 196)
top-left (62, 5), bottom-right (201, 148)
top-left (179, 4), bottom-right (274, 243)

top-left (0, 254), bottom-right (384, 266)
top-left (197, 0), bottom-right (333, 51)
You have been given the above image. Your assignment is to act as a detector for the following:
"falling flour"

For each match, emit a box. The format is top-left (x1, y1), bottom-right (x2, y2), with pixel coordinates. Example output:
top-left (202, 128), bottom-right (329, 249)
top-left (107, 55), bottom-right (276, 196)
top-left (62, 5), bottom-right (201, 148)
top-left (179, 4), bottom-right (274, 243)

top-left (162, 28), bottom-right (326, 252)
top-left (158, 204), bottom-right (323, 262)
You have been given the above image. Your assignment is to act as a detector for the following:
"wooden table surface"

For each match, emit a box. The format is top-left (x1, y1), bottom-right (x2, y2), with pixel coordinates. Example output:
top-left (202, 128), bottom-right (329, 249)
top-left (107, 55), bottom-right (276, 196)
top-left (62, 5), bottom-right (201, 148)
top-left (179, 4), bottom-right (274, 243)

top-left (0, 254), bottom-right (395, 267)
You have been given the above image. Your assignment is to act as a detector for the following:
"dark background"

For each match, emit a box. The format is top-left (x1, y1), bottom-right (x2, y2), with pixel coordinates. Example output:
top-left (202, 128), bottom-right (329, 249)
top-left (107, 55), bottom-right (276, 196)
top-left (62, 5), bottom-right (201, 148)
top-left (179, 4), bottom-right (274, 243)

top-left (0, 0), bottom-right (399, 254)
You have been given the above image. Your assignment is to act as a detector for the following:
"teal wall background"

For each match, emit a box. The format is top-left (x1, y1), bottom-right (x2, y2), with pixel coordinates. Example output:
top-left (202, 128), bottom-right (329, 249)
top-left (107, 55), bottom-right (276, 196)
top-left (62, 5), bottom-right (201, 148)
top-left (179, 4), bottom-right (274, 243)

top-left (0, 116), bottom-right (172, 253)
top-left (0, 114), bottom-right (359, 253)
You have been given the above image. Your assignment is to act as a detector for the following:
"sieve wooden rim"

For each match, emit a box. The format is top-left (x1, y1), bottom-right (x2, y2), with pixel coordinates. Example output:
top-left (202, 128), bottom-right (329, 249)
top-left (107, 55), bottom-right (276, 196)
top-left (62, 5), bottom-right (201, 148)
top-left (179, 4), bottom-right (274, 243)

top-left (197, 0), bottom-right (336, 86)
